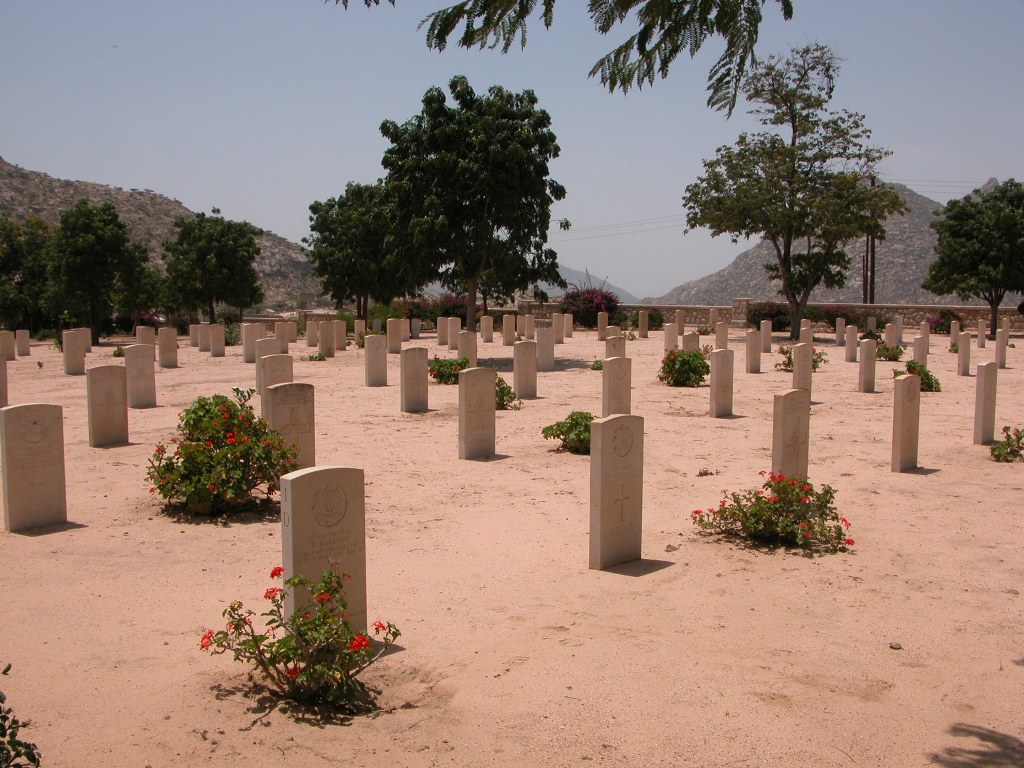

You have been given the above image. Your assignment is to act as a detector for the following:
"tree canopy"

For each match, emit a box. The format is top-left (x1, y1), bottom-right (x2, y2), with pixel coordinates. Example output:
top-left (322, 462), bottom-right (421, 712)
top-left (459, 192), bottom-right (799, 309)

top-left (164, 208), bottom-right (264, 323)
top-left (380, 74), bottom-right (566, 330)
top-left (923, 179), bottom-right (1024, 335)
top-left (335, 1), bottom-right (793, 115)
top-left (682, 43), bottom-right (905, 336)
top-left (0, 216), bottom-right (54, 333)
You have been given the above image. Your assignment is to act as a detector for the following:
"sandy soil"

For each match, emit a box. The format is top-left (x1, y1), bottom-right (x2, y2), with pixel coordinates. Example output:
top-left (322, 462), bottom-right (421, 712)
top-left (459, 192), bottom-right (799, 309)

top-left (1, 325), bottom-right (1022, 768)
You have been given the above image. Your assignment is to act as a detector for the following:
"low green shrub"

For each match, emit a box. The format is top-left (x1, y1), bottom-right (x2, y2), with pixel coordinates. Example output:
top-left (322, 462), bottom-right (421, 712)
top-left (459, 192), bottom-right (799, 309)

top-left (590, 359), bottom-right (604, 370)
top-left (991, 426), bottom-right (1024, 462)
top-left (112, 345), bottom-right (124, 358)
top-left (428, 357), bottom-right (469, 385)
top-left (495, 376), bottom-right (520, 410)
top-left (897, 360), bottom-right (941, 391)
top-left (633, 308), bottom-right (664, 330)
top-left (658, 349), bottom-right (710, 387)
top-left (775, 345), bottom-right (828, 372)
top-left (541, 411), bottom-right (595, 454)
top-left (1, 663), bottom-right (41, 767)
top-left (224, 322), bottom-right (241, 346)
top-left (859, 329), bottom-right (882, 342)
top-left (876, 344), bottom-right (904, 361)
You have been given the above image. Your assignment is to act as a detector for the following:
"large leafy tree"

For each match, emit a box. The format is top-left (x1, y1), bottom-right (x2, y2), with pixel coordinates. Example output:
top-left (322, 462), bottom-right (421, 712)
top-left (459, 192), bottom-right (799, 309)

top-left (923, 179), bottom-right (1024, 336)
top-left (335, 1), bottom-right (794, 115)
top-left (380, 75), bottom-right (567, 330)
top-left (164, 208), bottom-right (264, 324)
top-left (50, 199), bottom-right (145, 344)
top-left (305, 181), bottom-right (426, 321)
top-left (0, 216), bottom-right (54, 333)
top-left (683, 43), bottom-right (905, 337)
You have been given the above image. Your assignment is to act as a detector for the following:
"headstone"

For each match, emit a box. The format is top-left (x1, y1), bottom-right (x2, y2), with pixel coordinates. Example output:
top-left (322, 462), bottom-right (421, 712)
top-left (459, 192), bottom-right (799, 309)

top-left (597, 312), bottom-right (609, 341)
top-left (515, 314), bottom-right (526, 337)
top-left (189, 324), bottom-right (200, 347)
top-left (209, 324), bottom-right (225, 357)
top-left (745, 329), bottom-right (761, 374)
top-left (791, 342), bottom-right (812, 393)
top-left (257, 336), bottom-right (279, 365)
top-left (86, 365), bottom-right (129, 448)
top-left (400, 347), bottom-right (428, 413)
top-left (280, 466), bottom-right (367, 632)
top-left (275, 321), bottom-right (290, 354)
top-left (124, 344), bottom-right (156, 408)
top-left (335, 320), bottom-right (348, 351)
top-left (663, 323), bottom-right (678, 352)
top-left (681, 331), bottom-right (699, 353)
top-left (977, 319), bottom-right (987, 349)
top-left (306, 320), bottom-right (319, 347)
top-left (401, 319), bottom-right (410, 343)
top-left (0, 331), bottom-right (14, 361)
top-left (1002, 317), bottom-right (1010, 331)
top-left (761, 319), bottom-right (772, 353)
top-left (867, 316), bottom-right (877, 332)
top-left (973, 362), bottom-right (997, 445)
top-left (858, 338), bottom-right (877, 393)
top-left (371, 318), bottom-right (382, 333)
top-left (912, 335), bottom-right (928, 366)
top-left (845, 325), bottom-right (859, 362)
top-left (136, 325), bottom-right (156, 351)
top-left (258, 354), bottom-right (294, 398)
top-left (448, 317), bottom-right (461, 350)
top-left (675, 309), bottom-right (685, 332)
top-left (563, 313), bottom-right (573, 338)
top-left (480, 315), bottom-right (494, 343)
top-left (387, 318), bottom-right (403, 354)
top-left (157, 327), bottom-right (177, 368)
top-left (14, 330), bottom-right (30, 357)
top-left (601, 357), bottom-right (631, 417)
top-left (605, 325), bottom-right (621, 341)
top-left (536, 327), bottom-right (555, 372)
top-left (513, 340), bottom-right (538, 399)
top-left (317, 320), bottom-right (336, 358)
top-left (458, 330), bottom-right (478, 368)
top-left (891, 373), bottom-right (921, 473)
top-left (458, 367), bottom-right (496, 460)
top-left (995, 327), bottom-right (1008, 369)
top-left (364, 334), bottom-right (387, 387)
top-left (242, 323), bottom-right (259, 363)
top-left (0, 359), bottom-right (6, 408)
top-left (835, 318), bottom-right (846, 346)
top-left (638, 310), bottom-right (649, 338)
top-left (198, 323), bottom-right (211, 353)
top-left (552, 312), bottom-right (564, 344)
top-left (710, 349), bottom-right (734, 418)
top-left (709, 308), bottom-right (719, 328)
top-left (894, 315), bottom-right (904, 345)
top-left (62, 329), bottom-right (86, 375)
top-left (262, 382), bottom-right (315, 469)
top-left (502, 316), bottom-right (516, 346)
top-left (771, 389), bottom-right (810, 478)
top-left (919, 321), bottom-right (930, 343)
top-left (77, 327), bottom-right (92, 353)
top-left (524, 314), bottom-right (535, 341)
top-left (285, 321), bottom-right (298, 343)
top-left (589, 414), bottom-right (644, 571)
top-left (884, 323), bottom-right (897, 347)
top-left (957, 331), bottom-right (971, 376)
top-left (1, 403), bottom-right (67, 532)
top-left (799, 320), bottom-right (813, 344)
top-left (605, 335), bottom-right (625, 360)
top-left (410, 318), bottom-right (420, 339)
top-left (715, 322), bottom-right (728, 350)
top-left (949, 319), bottom-right (960, 340)
top-left (354, 319), bottom-right (366, 346)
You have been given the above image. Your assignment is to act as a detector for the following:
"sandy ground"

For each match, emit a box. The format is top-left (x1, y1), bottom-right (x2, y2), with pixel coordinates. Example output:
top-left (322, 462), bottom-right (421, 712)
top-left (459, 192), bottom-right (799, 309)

top-left (1, 325), bottom-right (1022, 768)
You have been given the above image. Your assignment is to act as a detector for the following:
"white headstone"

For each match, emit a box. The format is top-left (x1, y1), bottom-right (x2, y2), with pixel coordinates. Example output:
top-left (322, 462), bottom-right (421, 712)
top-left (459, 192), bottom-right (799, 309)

top-left (835, 318), bottom-right (846, 347)
top-left (448, 317), bottom-right (461, 350)
top-left (124, 344), bottom-right (156, 408)
top-left (458, 367), bottom-right (496, 460)
top-left (318, 320), bottom-right (335, 358)
top-left (86, 365), bottom-right (128, 447)
top-left (551, 312), bottom-right (564, 344)
top-left (0, 359), bottom-right (6, 408)
top-left (458, 330), bottom-right (478, 368)
top-left (995, 327), bottom-right (1008, 369)
top-left (335, 320), bottom-right (348, 351)
top-left (62, 329), bottom-right (86, 375)
top-left (710, 349), bottom-right (734, 418)
top-left (258, 354), bottom-right (294, 399)
top-left (0, 331), bottom-right (14, 361)
top-left (209, 324), bottom-right (225, 357)
top-left (858, 338), bottom-right (876, 393)
top-left (157, 327), bottom-right (177, 368)
top-left (1, 403), bottom-right (67, 532)
top-left (715, 322), bottom-right (728, 350)
top-left (502, 316), bottom-right (516, 346)
top-left (536, 327), bottom-right (554, 371)
top-left (605, 335), bottom-right (625, 360)
top-left (745, 328), bottom-right (761, 374)
top-left (400, 347), bottom-right (428, 413)
top-left (681, 331), bottom-right (699, 353)
top-left (791, 343), bottom-right (812, 394)
top-left (589, 414), bottom-right (644, 570)
top-left (772, 389), bottom-right (810, 479)
top-left (262, 382), bottom-right (315, 470)
top-left (891, 374), bottom-right (921, 473)
top-left (760, 319), bottom-right (772, 353)
top-left (845, 325), bottom-right (859, 362)
top-left (306, 320), bottom-right (319, 347)
top-left (387, 318), bottom-right (403, 354)
top-left (977, 319), bottom-right (987, 349)
top-left (912, 335), bottom-right (928, 366)
top-left (14, 330), bottom-right (30, 357)
top-left (638, 310), bottom-right (649, 339)
top-left (597, 312), bottom-right (609, 341)
top-left (563, 313), bottom-right (573, 338)
top-left (513, 340), bottom-right (538, 399)
top-left (957, 331), bottom-right (971, 376)
top-left (524, 314), bottom-right (535, 340)
top-left (601, 357), bottom-right (631, 417)
top-left (480, 315), bottom-right (494, 343)
top-left (198, 323), bottom-right (211, 352)
top-left (364, 334), bottom-right (387, 387)
top-left (663, 323), bottom-right (678, 352)
top-left (973, 362), bottom-right (997, 445)
top-left (242, 323), bottom-right (259, 363)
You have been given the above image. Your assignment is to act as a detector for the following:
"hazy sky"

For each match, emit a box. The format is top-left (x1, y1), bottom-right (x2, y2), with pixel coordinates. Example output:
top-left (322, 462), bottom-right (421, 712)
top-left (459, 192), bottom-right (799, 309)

top-left (2, 1), bottom-right (1022, 299)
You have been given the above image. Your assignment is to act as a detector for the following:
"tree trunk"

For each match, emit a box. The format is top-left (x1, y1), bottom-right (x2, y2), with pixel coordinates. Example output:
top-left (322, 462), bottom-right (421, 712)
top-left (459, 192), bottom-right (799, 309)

top-left (208, 300), bottom-right (216, 324)
top-left (465, 275), bottom-right (478, 332)
top-left (989, 300), bottom-right (1000, 340)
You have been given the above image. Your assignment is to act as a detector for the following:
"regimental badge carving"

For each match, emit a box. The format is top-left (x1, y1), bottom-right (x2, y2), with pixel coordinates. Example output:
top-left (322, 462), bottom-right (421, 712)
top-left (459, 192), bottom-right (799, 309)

top-left (312, 484), bottom-right (347, 528)
top-left (21, 415), bottom-right (48, 445)
top-left (612, 423), bottom-right (633, 457)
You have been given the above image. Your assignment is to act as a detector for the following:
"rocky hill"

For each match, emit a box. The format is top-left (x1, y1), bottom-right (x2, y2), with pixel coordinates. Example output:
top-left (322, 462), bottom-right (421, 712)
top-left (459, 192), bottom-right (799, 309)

top-left (648, 183), bottom-right (968, 306)
top-left (0, 156), bottom-right (322, 308)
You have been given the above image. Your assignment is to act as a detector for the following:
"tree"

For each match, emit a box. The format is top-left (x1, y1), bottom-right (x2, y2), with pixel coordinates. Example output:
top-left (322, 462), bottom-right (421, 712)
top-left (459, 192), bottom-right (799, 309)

top-left (164, 208), bottom-right (264, 324)
top-left (380, 75), bottom-right (567, 331)
top-left (0, 216), bottom-right (54, 333)
top-left (50, 199), bottom-right (142, 344)
top-left (682, 43), bottom-right (905, 337)
top-left (305, 181), bottom-right (426, 321)
top-left (335, 1), bottom-right (794, 116)
top-left (113, 253), bottom-right (166, 330)
top-left (923, 179), bottom-right (1024, 336)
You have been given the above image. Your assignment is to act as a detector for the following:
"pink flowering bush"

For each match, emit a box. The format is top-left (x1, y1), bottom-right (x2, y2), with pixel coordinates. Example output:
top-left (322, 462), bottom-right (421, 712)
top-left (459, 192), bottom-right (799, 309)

top-left (200, 567), bottom-right (399, 708)
top-left (691, 471), bottom-right (853, 551)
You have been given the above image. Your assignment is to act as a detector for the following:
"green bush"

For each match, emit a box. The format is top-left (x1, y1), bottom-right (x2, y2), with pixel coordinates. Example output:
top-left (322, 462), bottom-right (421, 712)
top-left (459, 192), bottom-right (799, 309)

top-left (112, 345), bottom-right (124, 358)
top-left (368, 303), bottom-right (406, 322)
top-left (541, 411), bottom-right (595, 454)
top-left (876, 344), bottom-right (904, 361)
top-left (925, 309), bottom-right (961, 334)
top-left (223, 322), bottom-right (241, 346)
top-left (860, 329), bottom-right (882, 342)
top-left (495, 376), bottom-right (520, 410)
top-left (691, 471), bottom-right (853, 551)
top-left (590, 359), bottom-right (604, 370)
top-left (990, 426), bottom-right (1024, 462)
top-left (631, 308), bottom-right (664, 330)
top-left (898, 360), bottom-right (941, 392)
top-left (658, 349), bottom-right (710, 387)
top-left (1, 663), bottom-right (41, 768)
top-left (775, 345), bottom-right (828, 372)
top-left (428, 356), bottom-right (469, 385)
top-left (747, 302), bottom-right (790, 332)
top-left (146, 388), bottom-right (298, 515)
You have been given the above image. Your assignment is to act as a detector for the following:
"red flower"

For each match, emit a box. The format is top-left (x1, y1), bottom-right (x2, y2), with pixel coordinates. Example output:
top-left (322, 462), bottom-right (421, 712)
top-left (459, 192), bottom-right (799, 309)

top-left (286, 666), bottom-right (301, 680)
top-left (205, 440), bottom-right (213, 448)
top-left (800, 496), bottom-right (809, 503)
top-left (227, 438), bottom-right (237, 444)
top-left (264, 587), bottom-right (282, 600)
top-left (149, 487), bottom-right (156, 494)
top-left (226, 432), bottom-right (233, 438)
top-left (840, 517), bottom-right (850, 529)
top-left (801, 484), bottom-right (811, 492)
top-left (372, 620), bottom-right (387, 633)
top-left (241, 437), bottom-right (248, 443)
top-left (314, 592), bottom-right (332, 603)
top-left (270, 566), bottom-right (284, 579)
top-left (199, 629), bottom-right (215, 650)
top-left (208, 484), bottom-right (216, 492)
top-left (845, 538), bottom-right (855, 546)
top-left (348, 634), bottom-right (371, 652)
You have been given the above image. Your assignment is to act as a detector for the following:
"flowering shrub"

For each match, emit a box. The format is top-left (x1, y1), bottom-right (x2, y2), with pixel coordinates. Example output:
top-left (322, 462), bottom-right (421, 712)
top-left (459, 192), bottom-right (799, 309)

top-left (747, 302), bottom-right (791, 332)
top-left (558, 287), bottom-right (620, 328)
top-left (692, 471), bottom-right (853, 551)
top-left (991, 426), bottom-right (1024, 462)
top-left (147, 388), bottom-right (297, 514)
top-left (200, 567), bottom-right (399, 708)
top-left (699, 344), bottom-right (714, 361)
top-left (495, 376), bottom-right (520, 410)
top-left (876, 344), bottom-right (904, 362)
top-left (658, 348), bottom-right (710, 387)
top-left (897, 360), bottom-right (941, 392)
top-left (542, 411), bottom-right (595, 454)
top-left (429, 356), bottom-right (469, 384)
top-left (925, 308), bottom-right (961, 334)
top-left (774, 345), bottom-right (828, 372)
top-left (1, 663), bottom-right (40, 768)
